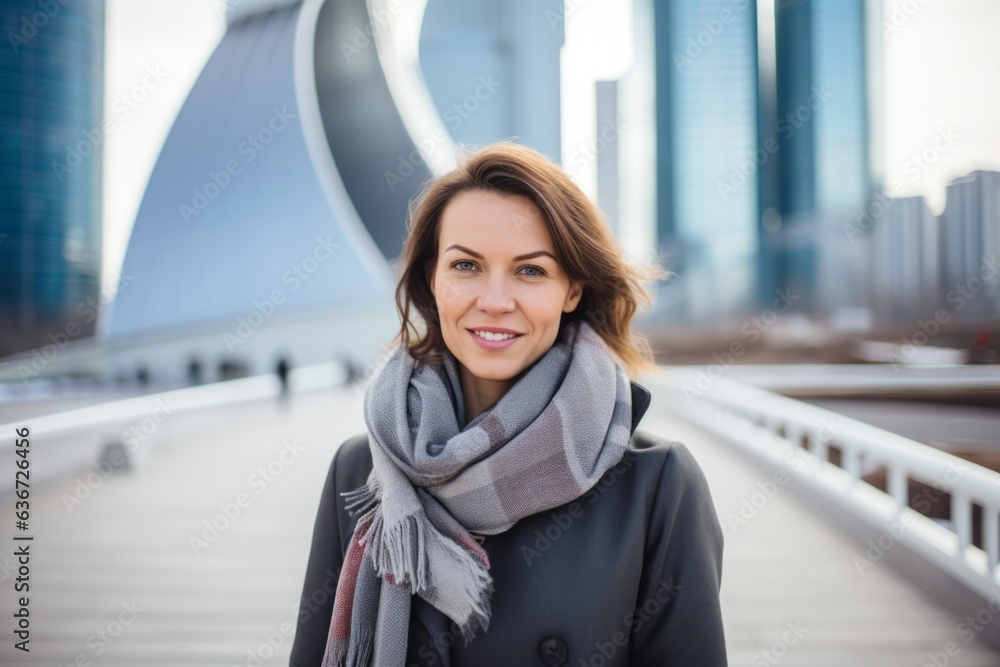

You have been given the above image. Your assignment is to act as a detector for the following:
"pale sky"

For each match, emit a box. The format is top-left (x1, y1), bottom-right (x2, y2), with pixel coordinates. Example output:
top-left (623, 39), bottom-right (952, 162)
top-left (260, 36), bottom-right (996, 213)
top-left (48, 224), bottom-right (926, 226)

top-left (101, 0), bottom-right (1000, 291)
top-left (880, 0), bottom-right (1000, 211)
top-left (102, 0), bottom-right (223, 288)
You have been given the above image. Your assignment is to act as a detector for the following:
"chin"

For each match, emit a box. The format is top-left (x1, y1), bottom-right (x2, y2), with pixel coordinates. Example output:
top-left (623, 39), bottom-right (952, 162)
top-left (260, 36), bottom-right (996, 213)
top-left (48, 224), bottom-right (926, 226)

top-left (462, 356), bottom-right (526, 381)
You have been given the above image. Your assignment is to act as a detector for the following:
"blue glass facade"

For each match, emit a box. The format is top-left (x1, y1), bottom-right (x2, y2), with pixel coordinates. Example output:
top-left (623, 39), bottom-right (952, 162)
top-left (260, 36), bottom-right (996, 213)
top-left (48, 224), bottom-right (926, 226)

top-left (654, 0), bottom-right (762, 319)
top-left (419, 0), bottom-right (563, 163)
top-left (0, 0), bottom-right (104, 354)
top-left (772, 0), bottom-right (876, 313)
top-left (812, 0), bottom-right (869, 211)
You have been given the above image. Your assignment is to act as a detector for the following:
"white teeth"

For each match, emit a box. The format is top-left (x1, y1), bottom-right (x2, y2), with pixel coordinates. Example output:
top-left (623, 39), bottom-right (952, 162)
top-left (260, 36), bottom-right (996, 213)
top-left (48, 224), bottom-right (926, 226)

top-left (474, 330), bottom-right (517, 341)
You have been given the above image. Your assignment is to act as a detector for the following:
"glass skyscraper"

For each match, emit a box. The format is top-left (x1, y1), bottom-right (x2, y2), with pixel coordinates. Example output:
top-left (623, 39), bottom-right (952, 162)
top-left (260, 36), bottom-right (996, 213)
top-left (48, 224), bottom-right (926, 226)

top-left (621, 0), bottom-right (879, 323)
top-left (942, 171), bottom-right (1000, 319)
top-left (0, 0), bottom-right (104, 357)
top-left (418, 0), bottom-right (564, 163)
top-left (648, 0), bottom-right (763, 320)
top-left (770, 0), bottom-right (881, 317)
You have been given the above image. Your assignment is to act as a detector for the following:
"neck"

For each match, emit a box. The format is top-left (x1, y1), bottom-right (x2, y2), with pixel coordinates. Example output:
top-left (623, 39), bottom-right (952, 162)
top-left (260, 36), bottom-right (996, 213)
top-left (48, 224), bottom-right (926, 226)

top-left (458, 362), bottom-right (521, 424)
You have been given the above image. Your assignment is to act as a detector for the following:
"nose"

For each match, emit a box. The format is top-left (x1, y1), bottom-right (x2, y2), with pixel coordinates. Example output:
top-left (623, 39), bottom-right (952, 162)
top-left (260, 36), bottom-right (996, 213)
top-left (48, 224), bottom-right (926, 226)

top-left (476, 272), bottom-right (515, 314)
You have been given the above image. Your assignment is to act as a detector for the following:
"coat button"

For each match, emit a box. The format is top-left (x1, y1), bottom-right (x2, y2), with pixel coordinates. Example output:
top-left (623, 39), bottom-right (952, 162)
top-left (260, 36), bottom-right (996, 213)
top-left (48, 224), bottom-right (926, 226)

top-left (538, 636), bottom-right (567, 665)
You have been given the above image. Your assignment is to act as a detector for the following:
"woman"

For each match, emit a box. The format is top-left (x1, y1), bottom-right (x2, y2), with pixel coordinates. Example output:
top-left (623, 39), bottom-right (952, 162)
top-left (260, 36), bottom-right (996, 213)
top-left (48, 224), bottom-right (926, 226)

top-left (290, 143), bottom-right (727, 666)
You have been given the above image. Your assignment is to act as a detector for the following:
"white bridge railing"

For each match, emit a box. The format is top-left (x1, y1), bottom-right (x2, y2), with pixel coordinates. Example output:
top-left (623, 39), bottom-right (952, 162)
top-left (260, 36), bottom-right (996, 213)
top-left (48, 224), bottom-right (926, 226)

top-left (657, 370), bottom-right (1000, 601)
top-left (0, 362), bottom-right (347, 494)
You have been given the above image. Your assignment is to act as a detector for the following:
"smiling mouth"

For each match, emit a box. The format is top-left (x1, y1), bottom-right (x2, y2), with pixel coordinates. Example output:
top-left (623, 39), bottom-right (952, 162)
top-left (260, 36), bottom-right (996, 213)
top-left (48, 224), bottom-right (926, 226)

top-left (469, 329), bottom-right (523, 341)
top-left (466, 329), bottom-right (524, 349)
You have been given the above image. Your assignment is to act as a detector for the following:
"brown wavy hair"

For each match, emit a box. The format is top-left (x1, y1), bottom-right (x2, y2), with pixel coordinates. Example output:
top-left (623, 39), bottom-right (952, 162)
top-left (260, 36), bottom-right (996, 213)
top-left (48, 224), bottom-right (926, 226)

top-left (384, 141), bottom-right (672, 379)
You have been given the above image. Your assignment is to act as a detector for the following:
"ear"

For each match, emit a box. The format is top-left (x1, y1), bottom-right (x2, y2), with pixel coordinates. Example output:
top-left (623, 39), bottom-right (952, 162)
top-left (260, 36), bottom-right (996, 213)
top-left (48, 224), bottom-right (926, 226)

top-left (563, 280), bottom-right (584, 313)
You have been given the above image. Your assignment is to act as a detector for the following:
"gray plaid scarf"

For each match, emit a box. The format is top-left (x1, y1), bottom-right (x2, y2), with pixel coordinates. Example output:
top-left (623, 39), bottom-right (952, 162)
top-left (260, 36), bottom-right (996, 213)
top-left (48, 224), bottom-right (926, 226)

top-left (322, 319), bottom-right (633, 666)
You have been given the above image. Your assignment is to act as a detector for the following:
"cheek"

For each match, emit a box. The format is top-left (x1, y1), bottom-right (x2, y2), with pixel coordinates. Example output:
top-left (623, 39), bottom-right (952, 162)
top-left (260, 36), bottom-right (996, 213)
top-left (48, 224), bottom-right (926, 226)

top-left (520, 286), bottom-right (569, 319)
top-left (434, 275), bottom-right (473, 315)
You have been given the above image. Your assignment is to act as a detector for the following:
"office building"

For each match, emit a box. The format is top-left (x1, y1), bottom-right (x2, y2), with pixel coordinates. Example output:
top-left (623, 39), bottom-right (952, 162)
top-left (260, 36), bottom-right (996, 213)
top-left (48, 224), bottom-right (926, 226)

top-left (419, 0), bottom-right (564, 162)
top-left (770, 0), bottom-right (883, 319)
top-left (870, 196), bottom-right (940, 321)
top-left (942, 170), bottom-right (1000, 318)
top-left (0, 1), bottom-right (104, 357)
top-left (622, 0), bottom-right (763, 321)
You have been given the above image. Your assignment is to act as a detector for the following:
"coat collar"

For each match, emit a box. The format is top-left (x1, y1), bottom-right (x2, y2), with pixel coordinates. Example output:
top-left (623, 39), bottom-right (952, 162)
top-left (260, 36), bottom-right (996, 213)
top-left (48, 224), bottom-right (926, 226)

top-left (629, 380), bottom-right (651, 435)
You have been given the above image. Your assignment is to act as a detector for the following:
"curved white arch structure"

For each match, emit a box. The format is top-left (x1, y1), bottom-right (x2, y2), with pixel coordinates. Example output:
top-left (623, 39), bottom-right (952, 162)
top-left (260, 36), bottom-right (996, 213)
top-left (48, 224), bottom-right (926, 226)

top-left (105, 0), bottom-right (455, 383)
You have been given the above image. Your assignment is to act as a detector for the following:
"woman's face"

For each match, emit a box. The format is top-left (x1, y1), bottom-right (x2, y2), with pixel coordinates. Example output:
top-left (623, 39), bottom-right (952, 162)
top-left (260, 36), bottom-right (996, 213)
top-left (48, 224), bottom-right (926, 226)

top-left (430, 189), bottom-right (583, 384)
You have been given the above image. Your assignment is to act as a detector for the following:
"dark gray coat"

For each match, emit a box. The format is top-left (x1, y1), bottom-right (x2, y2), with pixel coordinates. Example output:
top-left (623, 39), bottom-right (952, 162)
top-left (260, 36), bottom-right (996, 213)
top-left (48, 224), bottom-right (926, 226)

top-left (290, 381), bottom-right (728, 666)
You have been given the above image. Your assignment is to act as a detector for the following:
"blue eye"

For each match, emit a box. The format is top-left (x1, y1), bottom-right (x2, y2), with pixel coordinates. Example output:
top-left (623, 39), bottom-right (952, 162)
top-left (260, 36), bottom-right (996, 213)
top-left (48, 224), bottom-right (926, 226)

top-left (521, 266), bottom-right (545, 277)
top-left (449, 260), bottom-right (547, 278)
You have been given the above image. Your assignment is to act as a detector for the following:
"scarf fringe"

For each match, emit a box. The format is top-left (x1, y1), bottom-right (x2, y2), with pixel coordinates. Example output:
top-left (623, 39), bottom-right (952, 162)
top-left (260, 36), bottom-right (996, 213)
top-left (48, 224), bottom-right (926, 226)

top-left (342, 479), bottom-right (379, 518)
top-left (438, 535), bottom-right (495, 644)
top-left (362, 512), bottom-right (430, 591)
top-left (344, 626), bottom-right (373, 667)
top-left (321, 638), bottom-right (349, 667)
top-left (356, 503), bottom-right (495, 642)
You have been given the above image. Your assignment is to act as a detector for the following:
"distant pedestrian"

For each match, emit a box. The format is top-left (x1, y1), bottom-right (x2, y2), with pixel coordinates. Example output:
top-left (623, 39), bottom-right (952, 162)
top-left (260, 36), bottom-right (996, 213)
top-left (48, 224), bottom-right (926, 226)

top-left (275, 358), bottom-right (290, 400)
top-left (187, 358), bottom-right (202, 385)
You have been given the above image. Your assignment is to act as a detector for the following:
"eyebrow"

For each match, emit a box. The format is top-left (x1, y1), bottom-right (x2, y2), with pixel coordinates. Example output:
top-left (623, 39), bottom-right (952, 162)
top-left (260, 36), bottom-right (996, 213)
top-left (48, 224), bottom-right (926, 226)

top-left (443, 244), bottom-right (558, 262)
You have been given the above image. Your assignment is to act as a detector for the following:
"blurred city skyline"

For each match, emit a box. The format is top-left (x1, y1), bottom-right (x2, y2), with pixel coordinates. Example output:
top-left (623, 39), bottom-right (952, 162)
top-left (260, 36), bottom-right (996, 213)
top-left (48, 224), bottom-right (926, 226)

top-left (99, 0), bottom-right (1000, 294)
top-left (2, 4), bottom-right (999, 662)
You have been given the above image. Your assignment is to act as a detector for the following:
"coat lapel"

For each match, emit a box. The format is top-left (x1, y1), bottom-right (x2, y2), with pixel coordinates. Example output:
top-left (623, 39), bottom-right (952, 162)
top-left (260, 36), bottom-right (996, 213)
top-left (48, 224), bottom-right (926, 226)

top-left (412, 595), bottom-right (452, 667)
top-left (629, 380), bottom-right (651, 435)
